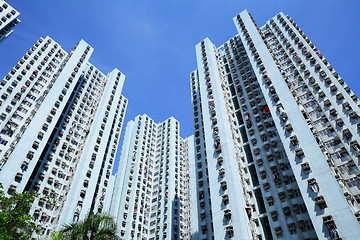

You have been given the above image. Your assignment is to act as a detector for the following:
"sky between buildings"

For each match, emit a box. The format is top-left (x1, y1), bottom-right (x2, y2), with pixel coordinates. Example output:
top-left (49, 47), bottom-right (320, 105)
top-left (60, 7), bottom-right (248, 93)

top-left (1, 0), bottom-right (359, 173)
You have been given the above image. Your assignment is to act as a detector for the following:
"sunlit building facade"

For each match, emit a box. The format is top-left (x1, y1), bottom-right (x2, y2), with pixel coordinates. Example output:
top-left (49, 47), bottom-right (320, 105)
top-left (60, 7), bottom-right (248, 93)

top-left (0, 36), bottom-right (127, 237)
top-left (190, 10), bottom-right (360, 240)
top-left (106, 115), bottom-right (193, 240)
top-left (0, 0), bottom-right (20, 43)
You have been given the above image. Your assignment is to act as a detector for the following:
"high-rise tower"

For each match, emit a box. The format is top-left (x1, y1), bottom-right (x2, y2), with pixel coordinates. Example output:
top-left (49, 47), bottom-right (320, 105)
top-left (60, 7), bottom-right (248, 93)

top-left (190, 10), bottom-right (360, 240)
top-left (0, 0), bottom-right (20, 43)
top-left (0, 36), bottom-right (127, 237)
top-left (106, 115), bottom-right (193, 240)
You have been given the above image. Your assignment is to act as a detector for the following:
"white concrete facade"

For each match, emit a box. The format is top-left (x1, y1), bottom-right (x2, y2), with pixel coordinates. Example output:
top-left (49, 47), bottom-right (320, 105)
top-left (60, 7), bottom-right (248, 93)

top-left (190, 10), bottom-right (360, 240)
top-left (106, 115), bottom-right (193, 240)
top-left (0, 0), bottom-right (20, 43)
top-left (0, 36), bottom-right (127, 238)
top-left (234, 10), bottom-right (360, 239)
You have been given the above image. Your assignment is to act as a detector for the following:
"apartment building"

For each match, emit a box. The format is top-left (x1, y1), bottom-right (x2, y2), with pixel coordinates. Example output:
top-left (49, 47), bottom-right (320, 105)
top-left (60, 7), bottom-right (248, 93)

top-left (190, 10), bottom-right (360, 240)
top-left (0, 36), bottom-right (127, 237)
top-left (106, 115), bottom-right (193, 240)
top-left (0, 0), bottom-right (20, 43)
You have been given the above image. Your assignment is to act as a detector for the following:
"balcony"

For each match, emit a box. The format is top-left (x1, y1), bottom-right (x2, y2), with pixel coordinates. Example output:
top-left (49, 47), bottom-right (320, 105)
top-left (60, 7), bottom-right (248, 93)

top-left (350, 141), bottom-right (360, 154)
top-left (343, 129), bottom-right (352, 140)
top-left (212, 117), bottom-right (217, 125)
top-left (272, 94), bottom-right (279, 102)
top-left (221, 194), bottom-right (229, 205)
top-left (315, 196), bottom-right (327, 209)
top-left (290, 135), bottom-right (299, 146)
top-left (283, 206), bottom-right (291, 216)
top-left (323, 215), bottom-right (339, 239)
top-left (301, 162), bottom-right (310, 173)
top-left (279, 111), bottom-right (287, 122)
top-left (285, 123), bottom-right (293, 132)
top-left (218, 168), bottom-right (225, 177)
top-left (324, 99), bottom-right (331, 107)
top-left (214, 139), bottom-right (221, 153)
top-left (330, 85), bottom-right (337, 92)
top-left (329, 108), bottom-right (337, 117)
top-left (308, 178), bottom-right (319, 193)
top-left (224, 209), bottom-right (232, 221)
top-left (342, 102), bottom-right (351, 111)
top-left (15, 172), bottom-right (23, 181)
top-left (220, 180), bottom-right (227, 191)
top-left (213, 127), bottom-right (219, 135)
top-left (7, 185), bottom-right (17, 194)
top-left (225, 225), bottom-right (234, 237)
top-left (38, 173), bottom-right (45, 181)
top-left (20, 161), bottom-right (29, 171)
top-left (324, 77), bottom-right (332, 85)
top-left (217, 156), bottom-right (223, 165)
top-left (274, 227), bottom-right (282, 237)
top-left (350, 112), bottom-right (359, 119)
top-left (319, 91), bottom-right (325, 98)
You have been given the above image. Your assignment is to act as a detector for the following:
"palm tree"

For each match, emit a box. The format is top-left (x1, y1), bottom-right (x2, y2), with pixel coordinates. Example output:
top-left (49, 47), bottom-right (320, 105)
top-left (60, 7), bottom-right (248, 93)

top-left (55, 212), bottom-right (119, 240)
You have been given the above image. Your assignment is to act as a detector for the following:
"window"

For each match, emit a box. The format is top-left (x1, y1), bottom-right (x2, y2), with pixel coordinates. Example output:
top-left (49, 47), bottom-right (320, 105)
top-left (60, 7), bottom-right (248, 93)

top-left (330, 150), bottom-right (343, 160)
top-left (315, 196), bottom-right (327, 209)
top-left (345, 177), bottom-right (360, 188)
top-left (354, 194), bottom-right (360, 204)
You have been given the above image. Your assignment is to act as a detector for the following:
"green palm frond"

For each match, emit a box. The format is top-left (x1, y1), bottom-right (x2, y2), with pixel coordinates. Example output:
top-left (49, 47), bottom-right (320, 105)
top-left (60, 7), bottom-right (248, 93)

top-left (55, 211), bottom-right (119, 240)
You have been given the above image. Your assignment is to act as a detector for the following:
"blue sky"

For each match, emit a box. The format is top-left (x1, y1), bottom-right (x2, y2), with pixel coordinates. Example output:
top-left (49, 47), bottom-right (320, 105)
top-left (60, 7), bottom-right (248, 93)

top-left (1, 0), bottom-right (359, 172)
